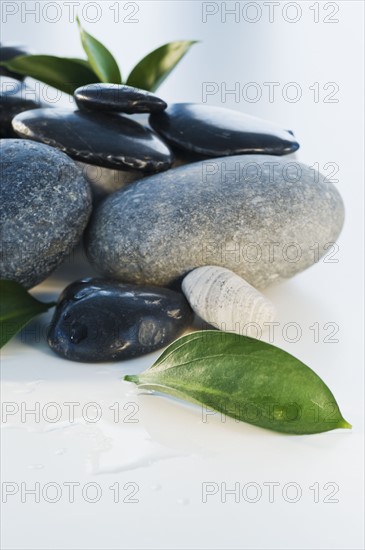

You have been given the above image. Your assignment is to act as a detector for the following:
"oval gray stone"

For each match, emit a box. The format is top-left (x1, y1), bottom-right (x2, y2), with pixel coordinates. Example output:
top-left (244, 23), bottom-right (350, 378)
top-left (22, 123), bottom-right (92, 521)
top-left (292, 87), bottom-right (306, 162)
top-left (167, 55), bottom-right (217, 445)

top-left (1, 139), bottom-right (92, 288)
top-left (85, 155), bottom-right (345, 289)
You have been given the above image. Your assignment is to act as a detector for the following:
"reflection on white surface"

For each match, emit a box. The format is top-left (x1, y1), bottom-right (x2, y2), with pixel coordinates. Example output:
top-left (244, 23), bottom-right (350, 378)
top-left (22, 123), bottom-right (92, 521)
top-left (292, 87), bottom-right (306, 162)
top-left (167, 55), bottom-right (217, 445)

top-left (86, 421), bottom-right (186, 475)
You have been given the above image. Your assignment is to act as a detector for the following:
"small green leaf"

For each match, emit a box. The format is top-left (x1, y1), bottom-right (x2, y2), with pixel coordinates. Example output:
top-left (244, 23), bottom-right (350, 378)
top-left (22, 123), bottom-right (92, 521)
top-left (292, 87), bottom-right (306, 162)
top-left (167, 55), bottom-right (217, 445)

top-left (126, 40), bottom-right (198, 92)
top-left (0, 55), bottom-right (99, 94)
top-left (0, 280), bottom-right (56, 348)
top-left (77, 17), bottom-right (121, 84)
top-left (124, 331), bottom-right (351, 435)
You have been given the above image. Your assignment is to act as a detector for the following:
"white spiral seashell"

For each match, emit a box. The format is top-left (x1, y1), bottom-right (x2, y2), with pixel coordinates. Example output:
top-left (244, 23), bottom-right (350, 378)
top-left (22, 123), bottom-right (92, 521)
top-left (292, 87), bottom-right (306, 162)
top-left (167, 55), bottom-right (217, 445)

top-left (182, 266), bottom-right (276, 338)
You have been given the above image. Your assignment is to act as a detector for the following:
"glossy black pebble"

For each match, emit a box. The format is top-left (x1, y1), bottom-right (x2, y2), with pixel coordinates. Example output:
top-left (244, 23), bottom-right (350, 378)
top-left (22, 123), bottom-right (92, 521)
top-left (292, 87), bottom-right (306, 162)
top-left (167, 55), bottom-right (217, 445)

top-left (74, 83), bottom-right (167, 114)
top-left (47, 279), bottom-right (194, 362)
top-left (150, 103), bottom-right (299, 157)
top-left (12, 108), bottom-right (173, 172)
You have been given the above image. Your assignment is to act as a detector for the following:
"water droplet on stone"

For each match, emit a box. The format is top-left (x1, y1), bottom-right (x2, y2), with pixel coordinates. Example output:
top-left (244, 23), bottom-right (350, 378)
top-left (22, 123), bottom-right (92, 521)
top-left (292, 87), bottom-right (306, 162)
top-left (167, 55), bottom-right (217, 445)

top-left (74, 288), bottom-right (94, 300)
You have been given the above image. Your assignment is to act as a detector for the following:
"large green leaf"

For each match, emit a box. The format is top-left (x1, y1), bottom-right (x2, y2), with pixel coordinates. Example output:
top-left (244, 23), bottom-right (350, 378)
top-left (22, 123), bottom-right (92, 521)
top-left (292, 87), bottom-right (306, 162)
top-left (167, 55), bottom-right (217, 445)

top-left (77, 17), bottom-right (121, 84)
top-left (0, 55), bottom-right (98, 94)
top-left (0, 280), bottom-right (56, 348)
top-left (125, 331), bottom-right (351, 435)
top-left (126, 40), bottom-right (198, 92)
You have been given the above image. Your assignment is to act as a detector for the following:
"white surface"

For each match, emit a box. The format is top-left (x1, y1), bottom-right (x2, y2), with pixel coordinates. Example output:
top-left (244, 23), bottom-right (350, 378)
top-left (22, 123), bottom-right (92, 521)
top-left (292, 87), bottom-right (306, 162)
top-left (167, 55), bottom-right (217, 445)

top-left (1, 2), bottom-right (364, 549)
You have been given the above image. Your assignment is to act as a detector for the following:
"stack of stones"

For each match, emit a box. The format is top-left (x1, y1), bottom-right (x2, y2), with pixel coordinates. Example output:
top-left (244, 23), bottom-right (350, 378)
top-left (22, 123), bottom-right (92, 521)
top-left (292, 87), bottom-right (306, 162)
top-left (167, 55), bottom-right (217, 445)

top-left (0, 47), bottom-right (345, 361)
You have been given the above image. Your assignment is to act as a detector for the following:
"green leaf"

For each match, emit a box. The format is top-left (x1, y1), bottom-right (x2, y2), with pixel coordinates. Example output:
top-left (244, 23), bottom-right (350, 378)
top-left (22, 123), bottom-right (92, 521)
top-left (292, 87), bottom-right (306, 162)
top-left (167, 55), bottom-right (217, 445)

top-left (68, 57), bottom-right (95, 68)
top-left (124, 331), bottom-right (351, 435)
top-left (126, 40), bottom-right (198, 92)
top-left (0, 55), bottom-right (99, 94)
top-left (77, 17), bottom-right (121, 84)
top-left (0, 280), bottom-right (56, 348)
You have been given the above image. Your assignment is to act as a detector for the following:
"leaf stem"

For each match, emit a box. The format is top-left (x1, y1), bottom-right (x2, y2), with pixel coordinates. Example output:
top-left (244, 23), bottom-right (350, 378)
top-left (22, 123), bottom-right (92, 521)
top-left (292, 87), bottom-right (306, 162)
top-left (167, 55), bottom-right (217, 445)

top-left (338, 419), bottom-right (352, 430)
top-left (124, 375), bottom-right (139, 384)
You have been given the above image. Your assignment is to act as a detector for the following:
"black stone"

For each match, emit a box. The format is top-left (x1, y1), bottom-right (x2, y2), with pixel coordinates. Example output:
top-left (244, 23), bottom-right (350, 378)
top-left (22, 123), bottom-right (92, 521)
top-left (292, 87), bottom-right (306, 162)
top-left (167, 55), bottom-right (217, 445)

top-left (0, 76), bottom-right (41, 138)
top-left (0, 139), bottom-right (92, 288)
top-left (74, 83), bottom-right (167, 114)
top-left (149, 103), bottom-right (299, 157)
top-left (47, 279), bottom-right (193, 362)
top-left (0, 45), bottom-right (28, 80)
top-left (12, 108), bottom-right (174, 172)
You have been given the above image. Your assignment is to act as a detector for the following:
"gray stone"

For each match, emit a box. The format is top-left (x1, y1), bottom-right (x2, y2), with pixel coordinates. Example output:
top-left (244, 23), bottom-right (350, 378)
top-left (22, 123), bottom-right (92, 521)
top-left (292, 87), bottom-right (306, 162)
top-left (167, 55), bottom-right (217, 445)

top-left (76, 161), bottom-right (143, 202)
top-left (85, 155), bottom-right (344, 289)
top-left (77, 153), bottom-right (202, 202)
top-left (1, 139), bottom-right (92, 288)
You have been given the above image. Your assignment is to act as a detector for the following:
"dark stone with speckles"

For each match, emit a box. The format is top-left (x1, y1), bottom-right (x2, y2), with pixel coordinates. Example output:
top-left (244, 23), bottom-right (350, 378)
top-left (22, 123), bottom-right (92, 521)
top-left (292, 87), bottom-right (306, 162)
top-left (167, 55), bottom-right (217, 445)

top-left (150, 103), bottom-right (300, 157)
top-left (74, 83), bottom-right (167, 114)
top-left (0, 76), bottom-right (41, 137)
top-left (0, 139), bottom-right (92, 288)
top-left (12, 107), bottom-right (173, 172)
top-left (47, 279), bottom-right (193, 362)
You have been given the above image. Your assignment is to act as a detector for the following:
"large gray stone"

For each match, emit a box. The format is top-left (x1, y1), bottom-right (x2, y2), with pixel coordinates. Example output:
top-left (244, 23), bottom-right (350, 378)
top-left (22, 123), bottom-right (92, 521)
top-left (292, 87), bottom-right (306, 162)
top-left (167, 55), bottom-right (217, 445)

top-left (1, 139), bottom-right (92, 288)
top-left (85, 155), bottom-right (344, 288)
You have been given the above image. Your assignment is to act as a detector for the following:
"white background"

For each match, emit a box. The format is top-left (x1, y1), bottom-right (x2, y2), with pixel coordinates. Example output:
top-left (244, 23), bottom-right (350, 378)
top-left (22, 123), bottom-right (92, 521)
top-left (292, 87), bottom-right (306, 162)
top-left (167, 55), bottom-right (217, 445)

top-left (1, 1), bottom-right (364, 549)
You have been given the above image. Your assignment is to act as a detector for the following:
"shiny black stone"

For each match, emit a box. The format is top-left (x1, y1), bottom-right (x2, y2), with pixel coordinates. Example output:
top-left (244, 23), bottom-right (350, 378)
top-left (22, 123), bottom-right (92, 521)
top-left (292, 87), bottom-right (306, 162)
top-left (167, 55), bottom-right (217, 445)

top-left (74, 83), bottom-right (167, 114)
top-left (47, 279), bottom-right (193, 362)
top-left (12, 108), bottom-right (173, 172)
top-left (0, 76), bottom-right (41, 138)
top-left (0, 45), bottom-right (28, 80)
top-left (149, 103), bottom-right (299, 157)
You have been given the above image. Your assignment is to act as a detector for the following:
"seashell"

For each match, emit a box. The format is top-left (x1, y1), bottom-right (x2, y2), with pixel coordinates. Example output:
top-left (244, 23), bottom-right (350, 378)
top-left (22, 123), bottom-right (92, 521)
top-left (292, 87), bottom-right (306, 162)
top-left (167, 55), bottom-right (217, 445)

top-left (182, 266), bottom-right (276, 338)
